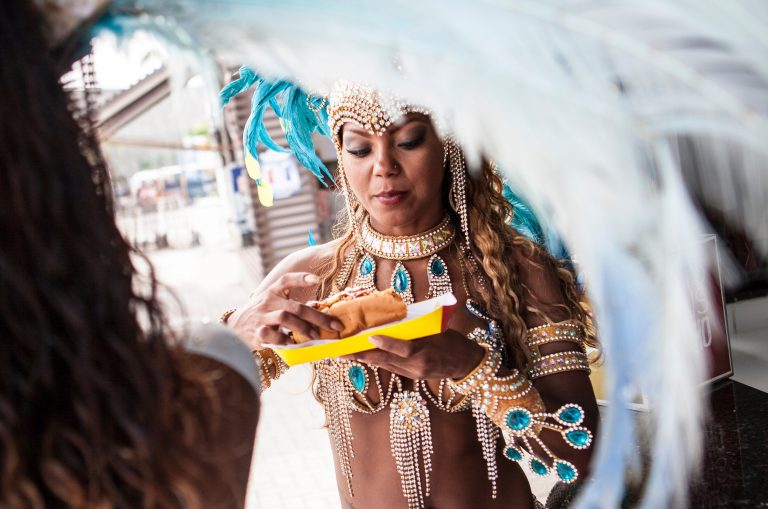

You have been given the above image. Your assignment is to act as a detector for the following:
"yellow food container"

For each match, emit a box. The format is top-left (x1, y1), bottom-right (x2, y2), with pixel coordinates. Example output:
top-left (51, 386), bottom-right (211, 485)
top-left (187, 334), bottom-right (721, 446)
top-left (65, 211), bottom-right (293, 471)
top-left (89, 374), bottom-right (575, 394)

top-left (271, 293), bottom-right (457, 366)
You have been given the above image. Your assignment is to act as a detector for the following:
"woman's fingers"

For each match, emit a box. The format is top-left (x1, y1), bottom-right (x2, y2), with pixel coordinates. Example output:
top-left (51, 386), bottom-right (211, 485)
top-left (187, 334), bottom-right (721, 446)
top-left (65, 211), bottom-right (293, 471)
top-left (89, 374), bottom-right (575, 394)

top-left (271, 272), bottom-right (320, 294)
top-left (263, 272), bottom-right (344, 334)
top-left (289, 302), bottom-right (344, 332)
top-left (263, 309), bottom-right (318, 339)
top-left (368, 335), bottom-right (422, 358)
top-left (254, 325), bottom-right (293, 346)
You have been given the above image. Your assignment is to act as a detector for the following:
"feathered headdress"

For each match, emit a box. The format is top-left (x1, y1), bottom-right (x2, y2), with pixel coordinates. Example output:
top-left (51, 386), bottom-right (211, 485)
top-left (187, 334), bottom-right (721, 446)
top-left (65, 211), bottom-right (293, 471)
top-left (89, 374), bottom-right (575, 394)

top-left (219, 66), bottom-right (333, 205)
top-left (50, 1), bottom-right (768, 507)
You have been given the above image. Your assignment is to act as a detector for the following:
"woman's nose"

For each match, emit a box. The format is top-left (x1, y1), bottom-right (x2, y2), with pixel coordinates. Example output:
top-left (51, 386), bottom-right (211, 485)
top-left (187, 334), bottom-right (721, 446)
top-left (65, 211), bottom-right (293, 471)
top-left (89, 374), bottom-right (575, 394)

top-left (372, 144), bottom-right (401, 177)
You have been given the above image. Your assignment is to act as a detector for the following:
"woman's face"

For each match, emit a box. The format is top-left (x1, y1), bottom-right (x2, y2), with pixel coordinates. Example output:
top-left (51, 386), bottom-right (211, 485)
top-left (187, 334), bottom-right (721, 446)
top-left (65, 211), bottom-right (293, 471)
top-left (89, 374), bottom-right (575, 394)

top-left (340, 114), bottom-right (446, 235)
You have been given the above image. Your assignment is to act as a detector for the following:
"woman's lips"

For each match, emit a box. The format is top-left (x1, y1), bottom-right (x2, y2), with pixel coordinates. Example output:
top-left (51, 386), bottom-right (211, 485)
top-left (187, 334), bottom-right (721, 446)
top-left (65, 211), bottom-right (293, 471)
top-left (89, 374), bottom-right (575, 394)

top-left (374, 191), bottom-right (407, 205)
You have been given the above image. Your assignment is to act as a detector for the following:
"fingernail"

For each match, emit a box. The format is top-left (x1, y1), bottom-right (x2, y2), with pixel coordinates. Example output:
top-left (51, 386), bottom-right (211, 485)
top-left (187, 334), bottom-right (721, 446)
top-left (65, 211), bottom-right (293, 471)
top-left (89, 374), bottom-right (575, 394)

top-left (305, 274), bottom-right (319, 284)
top-left (331, 320), bottom-right (344, 332)
top-left (369, 336), bottom-right (382, 346)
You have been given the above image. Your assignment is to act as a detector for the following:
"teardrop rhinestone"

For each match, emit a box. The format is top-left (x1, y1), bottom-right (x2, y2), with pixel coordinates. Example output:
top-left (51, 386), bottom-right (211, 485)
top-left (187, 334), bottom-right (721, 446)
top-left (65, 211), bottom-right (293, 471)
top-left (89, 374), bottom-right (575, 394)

top-left (348, 365), bottom-right (367, 393)
top-left (430, 257), bottom-right (446, 277)
top-left (360, 256), bottom-right (373, 276)
top-left (565, 429), bottom-right (591, 447)
top-left (558, 405), bottom-right (583, 424)
top-left (393, 267), bottom-right (409, 293)
top-left (504, 446), bottom-right (523, 462)
top-left (530, 458), bottom-right (549, 476)
top-left (555, 461), bottom-right (577, 482)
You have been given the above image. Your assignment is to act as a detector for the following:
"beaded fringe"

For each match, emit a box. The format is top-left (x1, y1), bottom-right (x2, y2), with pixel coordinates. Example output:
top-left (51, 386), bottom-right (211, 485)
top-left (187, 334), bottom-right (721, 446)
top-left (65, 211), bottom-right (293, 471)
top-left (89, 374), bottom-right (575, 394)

top-left (390, 391), bottom-right (434, 509)
top-left (318, 361), bottom-right (503, 508)
top-left (472, 402), bottom-right (500, 498)
top-left (317, 361), bottom-right (356, 496)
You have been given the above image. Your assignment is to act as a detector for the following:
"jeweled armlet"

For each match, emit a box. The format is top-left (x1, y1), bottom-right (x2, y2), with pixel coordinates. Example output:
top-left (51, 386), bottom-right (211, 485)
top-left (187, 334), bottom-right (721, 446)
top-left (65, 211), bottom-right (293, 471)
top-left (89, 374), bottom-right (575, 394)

top-left (526, 320), bottom-right (591, 379)
top-left (218, 308), bottom-right (288, 390)
top-left (449, 328), bottom-right (593, 484)
top-left (253, 348), bottom-right (288, 390)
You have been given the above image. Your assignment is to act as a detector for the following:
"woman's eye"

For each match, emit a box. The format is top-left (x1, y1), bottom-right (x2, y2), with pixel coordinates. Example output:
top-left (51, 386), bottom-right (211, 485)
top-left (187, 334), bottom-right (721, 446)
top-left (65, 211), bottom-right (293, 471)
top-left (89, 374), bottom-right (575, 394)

top-left (398, 135), bottom-right (426, 149)
top-left (346, 147), bottom-right (371, 157)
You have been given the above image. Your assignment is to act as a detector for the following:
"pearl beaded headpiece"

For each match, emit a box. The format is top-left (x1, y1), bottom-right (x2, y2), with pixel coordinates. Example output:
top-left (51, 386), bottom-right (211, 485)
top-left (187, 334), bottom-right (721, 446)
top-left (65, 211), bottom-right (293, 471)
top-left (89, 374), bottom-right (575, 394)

top-left (327, 81), bottom-right (430, 151)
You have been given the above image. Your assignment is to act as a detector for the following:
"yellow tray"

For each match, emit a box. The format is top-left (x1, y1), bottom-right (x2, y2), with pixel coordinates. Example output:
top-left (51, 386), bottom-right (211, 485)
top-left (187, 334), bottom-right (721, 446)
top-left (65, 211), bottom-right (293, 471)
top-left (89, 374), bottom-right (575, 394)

top-left (271, 293), bottom-right (457, 366)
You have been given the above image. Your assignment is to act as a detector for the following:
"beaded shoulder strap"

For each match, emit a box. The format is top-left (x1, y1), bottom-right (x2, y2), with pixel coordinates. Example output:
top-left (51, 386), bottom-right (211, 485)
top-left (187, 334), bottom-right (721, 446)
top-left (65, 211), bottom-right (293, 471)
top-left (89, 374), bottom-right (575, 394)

top-left (333, 247), bottom-right (360, 294)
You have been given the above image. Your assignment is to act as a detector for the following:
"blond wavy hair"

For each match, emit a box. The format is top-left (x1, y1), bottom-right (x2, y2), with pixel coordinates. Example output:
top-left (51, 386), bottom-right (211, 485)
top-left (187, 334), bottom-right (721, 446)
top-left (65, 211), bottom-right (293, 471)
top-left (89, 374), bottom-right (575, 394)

top-left (315, 150), bottom-right (596, 370)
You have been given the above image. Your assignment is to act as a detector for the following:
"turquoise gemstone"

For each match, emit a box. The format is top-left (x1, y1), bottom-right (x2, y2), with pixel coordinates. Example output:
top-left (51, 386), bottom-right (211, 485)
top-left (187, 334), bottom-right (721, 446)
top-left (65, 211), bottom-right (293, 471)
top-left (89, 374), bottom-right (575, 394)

top-left (348, 365), bottom-right (366, 392)
top-left (504, 446), bottom-right (523, 462)
top-left (566, 429), bottom-right (590, 447)
top-left (360, 257), bottom-right (373, 276)
top-left (530, 458), bottom-right (548, 476)
top-left (558, 405), bottom-right (582, 424)
top-left (555, 461), bottom-right (576, 482)
top-left (430, 257), bottom-right (446, 277)
top-left (393, 268), bottom-right (409, 293)
top-left (505, 409), bottom-right (531, 431)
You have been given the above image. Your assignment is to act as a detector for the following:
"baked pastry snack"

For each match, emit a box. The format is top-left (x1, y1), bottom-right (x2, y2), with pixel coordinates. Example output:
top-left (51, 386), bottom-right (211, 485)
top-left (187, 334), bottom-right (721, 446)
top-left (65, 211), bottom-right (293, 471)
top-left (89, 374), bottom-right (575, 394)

top-left (292, 287), bottom-right (407, 343)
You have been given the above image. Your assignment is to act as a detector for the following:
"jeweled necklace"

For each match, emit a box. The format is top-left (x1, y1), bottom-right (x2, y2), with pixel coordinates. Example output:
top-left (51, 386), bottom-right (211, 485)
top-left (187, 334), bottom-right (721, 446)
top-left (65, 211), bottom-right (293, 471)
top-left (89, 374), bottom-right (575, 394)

top-left (356, 215), bottom-right (455, 304)
top-left (359, 214), bottom-right (455, 260)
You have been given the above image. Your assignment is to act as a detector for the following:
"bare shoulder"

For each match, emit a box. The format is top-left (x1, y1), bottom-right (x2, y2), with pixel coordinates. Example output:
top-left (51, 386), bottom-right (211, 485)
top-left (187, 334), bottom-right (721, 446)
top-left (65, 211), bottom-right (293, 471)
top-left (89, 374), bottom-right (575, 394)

top-left (252, 238), bottom-right (345, 301)
top-left (273, 238), bottom-right (342, 274)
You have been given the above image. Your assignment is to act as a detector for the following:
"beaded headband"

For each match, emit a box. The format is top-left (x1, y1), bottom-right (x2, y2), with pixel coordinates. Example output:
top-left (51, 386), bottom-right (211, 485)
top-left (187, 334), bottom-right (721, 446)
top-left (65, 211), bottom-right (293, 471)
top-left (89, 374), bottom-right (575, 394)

top-left (326, 81), bottom-right (429, 151)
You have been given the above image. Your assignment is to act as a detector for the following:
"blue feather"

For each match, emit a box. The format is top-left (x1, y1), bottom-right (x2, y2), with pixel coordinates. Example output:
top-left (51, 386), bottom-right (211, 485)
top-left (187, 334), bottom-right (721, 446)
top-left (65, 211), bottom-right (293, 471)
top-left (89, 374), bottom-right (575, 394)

top-left (221, 72), bottom-right (335, 186)
top-left (219, 65), bottom-right (258, 107)
top-left (502, 182), bottom-right (546, 245)
top-left (249, 79), bottom-right (291, 155)
top-left (281, 87), bottom-right (335, 184)
top-left (502, 181), bottom-right (572, 262)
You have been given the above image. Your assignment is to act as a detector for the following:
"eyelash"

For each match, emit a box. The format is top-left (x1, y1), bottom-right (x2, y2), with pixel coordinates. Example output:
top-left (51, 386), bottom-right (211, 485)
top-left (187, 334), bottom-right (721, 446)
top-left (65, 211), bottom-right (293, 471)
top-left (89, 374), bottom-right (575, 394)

top-left (345, 135), bottom-right (425, 158)
top-left (398, 136), bottom-right (425, 149)
top-left (346, 148), bottom-right (370, 158)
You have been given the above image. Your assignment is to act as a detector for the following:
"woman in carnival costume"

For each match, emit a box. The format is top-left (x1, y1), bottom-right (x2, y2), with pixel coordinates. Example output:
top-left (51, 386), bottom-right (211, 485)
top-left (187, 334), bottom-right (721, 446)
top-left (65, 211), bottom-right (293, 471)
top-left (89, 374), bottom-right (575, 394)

top-left (223, 78), bottom-right (600, 509)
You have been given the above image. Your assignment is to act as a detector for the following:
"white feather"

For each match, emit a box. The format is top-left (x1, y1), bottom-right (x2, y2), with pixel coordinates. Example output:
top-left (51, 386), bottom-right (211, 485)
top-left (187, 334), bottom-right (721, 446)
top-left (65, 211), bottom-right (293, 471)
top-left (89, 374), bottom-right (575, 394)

top-left (97, 1), bottom-right (767, 506)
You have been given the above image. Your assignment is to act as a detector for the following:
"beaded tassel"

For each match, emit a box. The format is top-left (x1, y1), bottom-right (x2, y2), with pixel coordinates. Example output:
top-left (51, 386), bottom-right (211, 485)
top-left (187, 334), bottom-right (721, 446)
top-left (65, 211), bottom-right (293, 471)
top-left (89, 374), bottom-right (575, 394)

top-left (316, 360), bottom-right (356, 496)
top-left (445, 138), bottom-right (470, 251)
top-left (390, 391), bottom-right (434, 509)
top-left (472, 402), bottom-right (500, 498)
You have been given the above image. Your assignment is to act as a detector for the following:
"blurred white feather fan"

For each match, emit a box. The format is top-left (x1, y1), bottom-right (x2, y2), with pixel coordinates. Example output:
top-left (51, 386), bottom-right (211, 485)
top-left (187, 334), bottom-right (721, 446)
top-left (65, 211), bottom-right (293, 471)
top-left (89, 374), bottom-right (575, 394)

top-left (89, 0), bottom-right (768, 507)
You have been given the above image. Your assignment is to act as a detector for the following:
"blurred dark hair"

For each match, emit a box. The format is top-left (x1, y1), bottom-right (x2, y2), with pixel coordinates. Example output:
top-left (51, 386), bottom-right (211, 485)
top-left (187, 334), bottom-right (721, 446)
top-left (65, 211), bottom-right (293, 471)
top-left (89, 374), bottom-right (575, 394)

top-left (0, 1), bottom-right (239, 507)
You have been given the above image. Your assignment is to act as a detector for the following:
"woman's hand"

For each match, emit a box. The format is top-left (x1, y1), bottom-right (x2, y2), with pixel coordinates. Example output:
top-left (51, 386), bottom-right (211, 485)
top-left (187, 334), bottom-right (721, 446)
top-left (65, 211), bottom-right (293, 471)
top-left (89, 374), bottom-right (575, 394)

top-left (347, 330), bottom-right (485, 380)
top-left (227, 272), bottom-right (344, 350)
